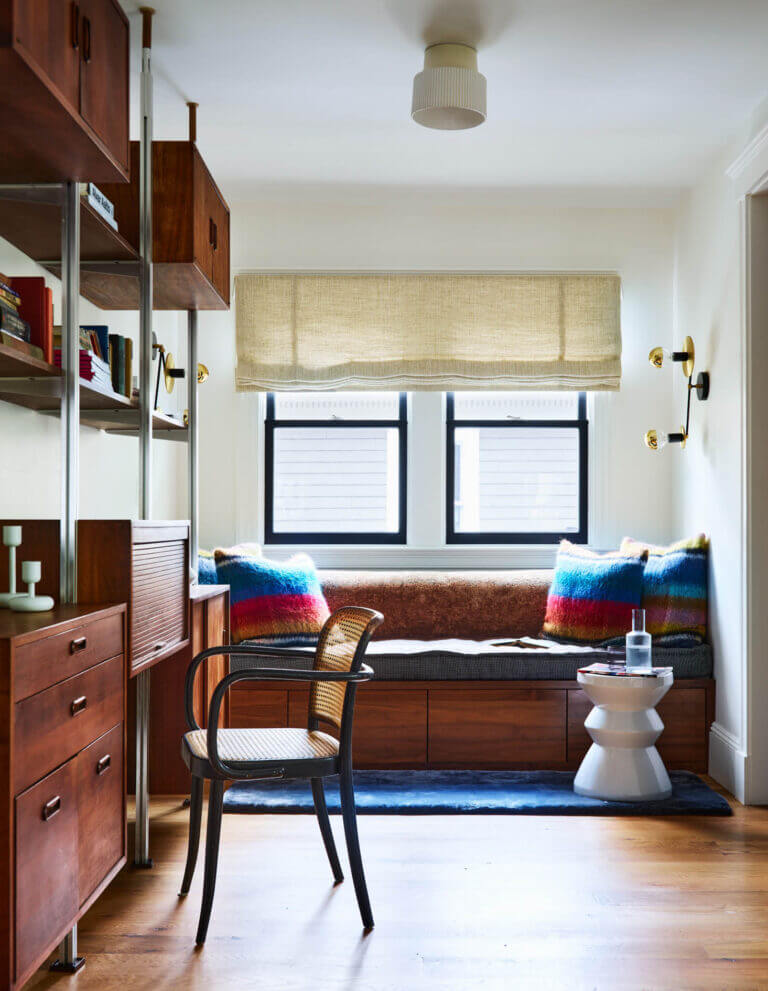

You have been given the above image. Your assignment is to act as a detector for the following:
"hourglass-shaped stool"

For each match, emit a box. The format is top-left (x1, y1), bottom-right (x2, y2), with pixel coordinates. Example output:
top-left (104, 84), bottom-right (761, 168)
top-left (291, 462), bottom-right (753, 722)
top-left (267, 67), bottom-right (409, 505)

top-left (573, 666), bottom-right (674, 801)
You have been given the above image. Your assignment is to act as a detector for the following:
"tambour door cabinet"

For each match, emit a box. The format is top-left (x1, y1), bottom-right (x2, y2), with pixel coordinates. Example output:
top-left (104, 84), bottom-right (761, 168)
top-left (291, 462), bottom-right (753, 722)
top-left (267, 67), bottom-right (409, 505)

top-left (77, 520), bottom-right (191, 677)
top-left (0, 520), bottom-right (191, 679)
top-left (0, 603), bottom-right (127, 990)
top-left (100, 141), bottom-right (231, 309)
top-left (0, 0), bottom-right (130, 182)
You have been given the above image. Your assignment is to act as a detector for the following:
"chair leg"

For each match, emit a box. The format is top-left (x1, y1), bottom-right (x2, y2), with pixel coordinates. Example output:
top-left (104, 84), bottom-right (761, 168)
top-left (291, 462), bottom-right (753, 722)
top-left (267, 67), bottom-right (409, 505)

top-left (339, 765), bottom-right (374, 930)
top-left (179, 775), bottom-right (203, 896)
top-left (311, 777), bottom-right (344, 884)
top-left (195, 778), bottom-right (225, 945)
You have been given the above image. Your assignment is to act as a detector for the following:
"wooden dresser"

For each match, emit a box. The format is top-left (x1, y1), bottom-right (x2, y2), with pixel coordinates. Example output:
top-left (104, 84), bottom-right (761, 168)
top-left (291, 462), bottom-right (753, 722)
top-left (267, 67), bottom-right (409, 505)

top-left (0, 604), bottom-right (127, 990)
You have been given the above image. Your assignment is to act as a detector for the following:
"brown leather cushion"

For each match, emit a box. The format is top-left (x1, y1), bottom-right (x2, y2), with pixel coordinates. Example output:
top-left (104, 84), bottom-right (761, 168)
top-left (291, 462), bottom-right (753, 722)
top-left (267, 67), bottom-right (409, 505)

top-left (319, 570), bottom-right (552, 641)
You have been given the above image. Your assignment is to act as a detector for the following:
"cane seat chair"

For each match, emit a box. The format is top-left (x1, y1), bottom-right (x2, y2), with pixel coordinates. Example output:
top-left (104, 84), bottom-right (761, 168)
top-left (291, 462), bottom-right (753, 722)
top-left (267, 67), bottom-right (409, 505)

top-left (180, 606), bottom-right (383, 945)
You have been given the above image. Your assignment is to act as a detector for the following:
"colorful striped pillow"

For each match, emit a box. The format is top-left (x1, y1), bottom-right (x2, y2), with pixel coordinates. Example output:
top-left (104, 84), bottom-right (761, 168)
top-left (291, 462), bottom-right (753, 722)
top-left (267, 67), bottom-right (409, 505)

top-left (213, 548), bottom-right (329, 645)
top-left (198, 549), bottom-right (217, 585)
top-left (543, 541), bottom-right (646, 644)
top-left (620, 534), bottom-right (708, 639)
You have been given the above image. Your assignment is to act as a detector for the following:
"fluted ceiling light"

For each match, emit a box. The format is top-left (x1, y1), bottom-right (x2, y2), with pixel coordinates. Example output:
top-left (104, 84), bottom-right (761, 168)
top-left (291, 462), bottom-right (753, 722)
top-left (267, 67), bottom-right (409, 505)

top-left (411, 43), bottom-right (486, 130)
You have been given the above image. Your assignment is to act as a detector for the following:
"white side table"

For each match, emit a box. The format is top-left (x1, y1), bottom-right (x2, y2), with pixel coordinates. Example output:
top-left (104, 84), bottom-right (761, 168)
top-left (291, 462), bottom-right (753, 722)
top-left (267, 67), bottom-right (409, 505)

top-left (573, 666), bottom-right (674, 801)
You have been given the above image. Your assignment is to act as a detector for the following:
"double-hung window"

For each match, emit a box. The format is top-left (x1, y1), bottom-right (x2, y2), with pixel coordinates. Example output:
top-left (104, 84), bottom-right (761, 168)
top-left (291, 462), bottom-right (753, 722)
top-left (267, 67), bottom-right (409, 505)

top-left (265, 392), bottom-right (407, 544)
top-left (446, 392), bottom-right (588, 544)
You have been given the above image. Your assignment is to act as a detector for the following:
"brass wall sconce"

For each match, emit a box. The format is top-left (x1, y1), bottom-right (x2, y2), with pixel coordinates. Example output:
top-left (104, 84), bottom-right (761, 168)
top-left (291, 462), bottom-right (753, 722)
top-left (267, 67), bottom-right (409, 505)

top-left (152, 336), bottom-right (210, 411)
top-left (644, 335), bottom-right (710, 451)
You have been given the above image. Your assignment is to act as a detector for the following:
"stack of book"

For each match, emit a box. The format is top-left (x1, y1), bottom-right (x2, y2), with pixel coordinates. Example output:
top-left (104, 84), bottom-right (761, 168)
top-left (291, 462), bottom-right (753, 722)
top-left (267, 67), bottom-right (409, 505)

top-left (52, 325), bottom-right (133, 398)
top-left (0, 275), bottom-right (53, 363)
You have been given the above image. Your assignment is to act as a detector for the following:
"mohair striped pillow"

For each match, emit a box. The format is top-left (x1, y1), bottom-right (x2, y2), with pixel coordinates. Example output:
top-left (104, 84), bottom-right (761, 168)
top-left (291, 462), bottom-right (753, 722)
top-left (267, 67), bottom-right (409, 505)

top-left (620, 534), bottom-right (708, 639)
top-left (542, 541), bottom-right (646, 644)
top-left (213, 547), bottom-right (329, 645)
top-left (198, 549), bottom-right (217, 585)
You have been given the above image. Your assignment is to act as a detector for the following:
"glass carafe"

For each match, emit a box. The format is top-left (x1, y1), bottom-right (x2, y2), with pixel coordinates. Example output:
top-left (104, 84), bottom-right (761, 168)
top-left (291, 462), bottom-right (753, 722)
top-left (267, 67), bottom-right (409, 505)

top-left (625, 608), bottom-right (652, 671)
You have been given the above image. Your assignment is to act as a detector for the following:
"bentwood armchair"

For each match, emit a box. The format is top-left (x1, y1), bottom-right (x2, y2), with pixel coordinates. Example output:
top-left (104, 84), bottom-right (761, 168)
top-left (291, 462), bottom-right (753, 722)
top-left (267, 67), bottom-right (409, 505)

top-left (179, 606), bottom-right (383, 945)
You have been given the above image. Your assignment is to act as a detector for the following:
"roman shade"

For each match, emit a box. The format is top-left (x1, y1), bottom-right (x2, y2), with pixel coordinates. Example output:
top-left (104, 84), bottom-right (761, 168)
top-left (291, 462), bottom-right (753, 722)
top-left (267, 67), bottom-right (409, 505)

top-left (234, 272), bottom-right (622, 391)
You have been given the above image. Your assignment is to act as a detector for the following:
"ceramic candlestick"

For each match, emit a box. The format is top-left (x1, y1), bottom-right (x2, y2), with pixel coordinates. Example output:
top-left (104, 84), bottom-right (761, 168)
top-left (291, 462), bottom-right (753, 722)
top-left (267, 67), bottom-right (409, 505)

top-left (0, 526), bottom-right (22, 608)
top-left (10, 561), bottom-right (55, 613)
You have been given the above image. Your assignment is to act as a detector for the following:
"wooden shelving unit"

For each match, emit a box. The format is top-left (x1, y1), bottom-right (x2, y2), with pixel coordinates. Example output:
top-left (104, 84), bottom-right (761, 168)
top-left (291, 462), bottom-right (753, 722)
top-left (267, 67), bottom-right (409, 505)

top-left (0, 343), bottom-right (187, 439)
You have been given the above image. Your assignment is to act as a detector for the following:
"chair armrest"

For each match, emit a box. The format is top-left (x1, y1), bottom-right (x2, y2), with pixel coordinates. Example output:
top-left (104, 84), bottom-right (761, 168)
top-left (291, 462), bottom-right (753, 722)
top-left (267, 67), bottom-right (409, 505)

top-left (184, 643), bottom-right (317, 731)
top-left (205, 664), bottom-right (374, 779)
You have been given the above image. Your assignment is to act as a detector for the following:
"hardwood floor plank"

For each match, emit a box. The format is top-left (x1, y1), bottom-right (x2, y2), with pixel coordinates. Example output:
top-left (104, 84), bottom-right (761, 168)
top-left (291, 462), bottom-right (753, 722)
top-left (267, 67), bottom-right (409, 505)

top-left (23, 787), bottom-right (768, 991)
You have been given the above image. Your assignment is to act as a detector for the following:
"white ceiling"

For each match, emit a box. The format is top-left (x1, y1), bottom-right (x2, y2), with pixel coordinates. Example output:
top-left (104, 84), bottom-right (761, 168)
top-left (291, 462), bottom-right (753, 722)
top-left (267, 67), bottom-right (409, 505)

top-left (129, 0), bottom-right (768, 199)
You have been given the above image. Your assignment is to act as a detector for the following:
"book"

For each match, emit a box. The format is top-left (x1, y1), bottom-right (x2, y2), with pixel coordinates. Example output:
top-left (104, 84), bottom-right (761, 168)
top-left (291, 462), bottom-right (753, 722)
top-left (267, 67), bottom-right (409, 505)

top-left (0, 300), bottom-right (31, 340)
top-left (0, 331), bottom-right (44, 360)
top-left (0, 284), bottom-right (21, 309)
top-left (82, 325), bottom-right (109, 362)
top-left (43, 287), bottom-right (53, 364)
top-left (578, 662), bottom-right (673, 679)
top-left (10, 276), bottom-right (48, 362)
top-left (79, 182), bottom-right (117, 229)
top-left (108, 333), bottom-right (121, 393)
top-left (123, 337), bottom-right (133, 398)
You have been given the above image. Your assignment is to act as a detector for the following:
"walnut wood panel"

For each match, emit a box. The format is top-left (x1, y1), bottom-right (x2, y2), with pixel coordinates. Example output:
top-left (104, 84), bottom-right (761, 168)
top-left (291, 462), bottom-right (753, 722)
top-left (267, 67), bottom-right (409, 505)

top-left (0, 518), bottom-right (60, 601)
top-left (78, 0), bottom-right (129, 173)
top-left (14, 653), bottom-right (123, 794)
top-left (14, 610), bottom-right (123, 702)
top-left (0, 0), bottom-right (129, 183)
top-left (429, 689), bottom-right (567, 766)
top-left (76, 722), bottom-right (124, 905)
top-left (352, 689), bottom-right (428, 767)
top-left (567, 686), bottom-right (710, 772)
top-left (131, 540), bottom-right (187, 673)
top-left (230, 689), bottom-right (289, 729)
top-left (15, 758), bottom-right (78, 983)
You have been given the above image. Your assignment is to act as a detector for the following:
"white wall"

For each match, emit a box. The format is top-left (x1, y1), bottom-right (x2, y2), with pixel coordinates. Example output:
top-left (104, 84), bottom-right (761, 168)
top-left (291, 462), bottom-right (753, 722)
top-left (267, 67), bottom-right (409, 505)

top-left (0, 236), bottom-right (187, 524)
top-left (196, 189), bottom-right (680, 563)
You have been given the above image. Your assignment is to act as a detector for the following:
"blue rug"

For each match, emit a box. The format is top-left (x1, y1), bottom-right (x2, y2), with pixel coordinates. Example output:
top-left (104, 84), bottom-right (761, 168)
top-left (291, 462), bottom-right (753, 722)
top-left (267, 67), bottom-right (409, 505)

top-left (222, 769), bottom-right (731, 816)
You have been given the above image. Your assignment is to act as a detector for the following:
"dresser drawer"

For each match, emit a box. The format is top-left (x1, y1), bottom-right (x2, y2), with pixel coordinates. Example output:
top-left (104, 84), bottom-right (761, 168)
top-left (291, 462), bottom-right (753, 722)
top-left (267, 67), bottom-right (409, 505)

top-left (14, 611), bottom-right (124, 702)
top-left (15, 759), bottom-right (79, 982)
top-left (131, 539), bottom-right (188, 674)
top-left (14, 654), bottom-right (124, 794)
top-left (77, 722), bottom-right (125, 904)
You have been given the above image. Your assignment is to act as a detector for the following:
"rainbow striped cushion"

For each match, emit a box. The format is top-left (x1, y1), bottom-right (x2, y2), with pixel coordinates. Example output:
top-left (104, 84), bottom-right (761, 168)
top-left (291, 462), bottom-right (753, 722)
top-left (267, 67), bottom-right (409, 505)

top-left (198, 549), bottom-right (217, 585)
top-left (620, 534), bottom-right (708, 639)
top-left (543, 541), bottom-right (645, 644)
top-left (213, 548), bottom-right (329, 645)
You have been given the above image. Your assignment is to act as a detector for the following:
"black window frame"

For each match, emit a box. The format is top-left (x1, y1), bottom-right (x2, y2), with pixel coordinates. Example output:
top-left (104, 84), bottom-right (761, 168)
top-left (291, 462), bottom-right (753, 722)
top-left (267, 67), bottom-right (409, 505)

top-left (265, 392), bottom-right (408, 545)
top-left (445, 392), bottom-right (588, 545)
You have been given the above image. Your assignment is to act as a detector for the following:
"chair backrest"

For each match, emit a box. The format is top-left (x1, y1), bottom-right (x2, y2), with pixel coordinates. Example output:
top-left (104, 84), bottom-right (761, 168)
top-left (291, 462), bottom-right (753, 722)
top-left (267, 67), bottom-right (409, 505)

top-left (309, 606), bottom-right (383, 731)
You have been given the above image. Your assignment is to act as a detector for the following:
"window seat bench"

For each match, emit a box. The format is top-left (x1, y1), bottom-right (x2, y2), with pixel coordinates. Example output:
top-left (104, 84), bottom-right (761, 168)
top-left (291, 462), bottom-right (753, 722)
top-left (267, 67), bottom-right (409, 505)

top-left (227, 570), bottom-right (714, 772)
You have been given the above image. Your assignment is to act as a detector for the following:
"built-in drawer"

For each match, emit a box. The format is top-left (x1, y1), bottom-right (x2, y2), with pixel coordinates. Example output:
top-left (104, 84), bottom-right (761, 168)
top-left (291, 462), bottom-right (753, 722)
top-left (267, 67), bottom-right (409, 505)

top-left (14, 611), bottom-right (124, 702)
top-left (14, 654), bottom-right (123, 794)
top-left (77, 722), bottom-right (124, 904)
top-left (15, 759), bottom-right (79, 982)
top-left (131, 539), bottom-right (188, 674)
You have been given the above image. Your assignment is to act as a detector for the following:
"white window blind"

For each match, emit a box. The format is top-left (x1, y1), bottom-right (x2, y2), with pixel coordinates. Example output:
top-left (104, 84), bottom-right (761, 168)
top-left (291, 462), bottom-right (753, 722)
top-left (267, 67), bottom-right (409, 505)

top-left (267, 393), bottom-right (403, 538)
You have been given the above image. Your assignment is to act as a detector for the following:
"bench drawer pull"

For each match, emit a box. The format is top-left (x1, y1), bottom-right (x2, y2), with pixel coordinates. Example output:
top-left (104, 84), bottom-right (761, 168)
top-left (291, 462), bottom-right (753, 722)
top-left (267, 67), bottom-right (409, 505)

top-left (96, 754), bottom-right (111, 775)
top-left (42, 796), bottom-right (61, 821)
top-left (70, 636), bottom-right (87, 654)
top-left (70, 695), bottom-right (87, 716)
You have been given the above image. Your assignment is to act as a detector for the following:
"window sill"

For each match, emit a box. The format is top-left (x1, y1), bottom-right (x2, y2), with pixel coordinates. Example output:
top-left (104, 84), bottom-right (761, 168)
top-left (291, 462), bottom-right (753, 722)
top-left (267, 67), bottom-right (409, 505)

top-left (261, 544), bottom-right (559, 570)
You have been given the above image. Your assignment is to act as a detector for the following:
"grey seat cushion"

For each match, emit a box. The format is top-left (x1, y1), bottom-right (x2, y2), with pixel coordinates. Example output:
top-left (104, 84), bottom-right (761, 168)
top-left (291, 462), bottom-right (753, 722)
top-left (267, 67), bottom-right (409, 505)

top-left (230, 637), bottom-right (713, 681)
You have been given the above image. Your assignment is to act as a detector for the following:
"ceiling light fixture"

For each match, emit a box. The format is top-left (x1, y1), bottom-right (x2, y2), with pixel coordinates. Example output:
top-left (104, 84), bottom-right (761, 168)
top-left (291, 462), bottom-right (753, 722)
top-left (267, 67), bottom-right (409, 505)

top-left (411, 43), bottom-right (486, 130)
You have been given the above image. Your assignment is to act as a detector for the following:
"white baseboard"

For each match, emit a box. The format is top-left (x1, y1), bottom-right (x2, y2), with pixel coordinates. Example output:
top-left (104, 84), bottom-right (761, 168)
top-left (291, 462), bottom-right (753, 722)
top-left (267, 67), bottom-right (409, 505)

top-left (709, 722), bottom-right (746, 803)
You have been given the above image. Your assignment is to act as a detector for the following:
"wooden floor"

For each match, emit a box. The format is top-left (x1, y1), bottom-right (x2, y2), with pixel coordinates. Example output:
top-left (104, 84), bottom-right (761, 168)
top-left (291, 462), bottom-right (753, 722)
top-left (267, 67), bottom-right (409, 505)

top-left (26, 786), bottom-right (768, 991)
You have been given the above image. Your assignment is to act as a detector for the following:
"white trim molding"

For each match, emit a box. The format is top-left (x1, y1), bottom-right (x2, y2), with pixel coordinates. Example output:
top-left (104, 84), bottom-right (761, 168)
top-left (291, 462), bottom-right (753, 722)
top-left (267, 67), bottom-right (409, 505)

top-left (727, 122), bottom-right (768, 198)
top-left (709, 723), bottom-right (747, 804)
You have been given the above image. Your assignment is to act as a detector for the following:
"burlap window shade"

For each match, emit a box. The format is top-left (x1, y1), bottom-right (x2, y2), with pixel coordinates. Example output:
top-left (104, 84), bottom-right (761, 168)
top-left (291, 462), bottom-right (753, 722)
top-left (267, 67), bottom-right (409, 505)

top-left (234, 272), bottom-right (621, 391)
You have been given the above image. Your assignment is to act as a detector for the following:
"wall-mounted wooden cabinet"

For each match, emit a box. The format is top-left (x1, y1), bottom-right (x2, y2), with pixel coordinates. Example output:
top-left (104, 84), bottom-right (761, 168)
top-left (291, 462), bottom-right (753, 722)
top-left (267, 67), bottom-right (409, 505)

top-left (99, 141), bottom-right (231, 310)
top-left (0, 0), bottom-right (130, 183)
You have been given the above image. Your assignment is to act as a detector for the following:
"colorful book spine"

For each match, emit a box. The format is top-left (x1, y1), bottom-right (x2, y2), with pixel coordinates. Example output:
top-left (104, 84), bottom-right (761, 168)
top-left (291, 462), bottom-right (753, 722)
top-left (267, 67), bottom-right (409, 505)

top-left (0, 331), bottom-right (44, 360)
top-left (0, 301), bottom-right (31, 340)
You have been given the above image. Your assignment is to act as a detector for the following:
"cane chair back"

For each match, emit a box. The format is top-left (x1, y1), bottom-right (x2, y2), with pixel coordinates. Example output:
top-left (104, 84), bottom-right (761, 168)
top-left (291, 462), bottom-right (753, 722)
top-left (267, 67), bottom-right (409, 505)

top-left (310, 607), bottom-right (382, 730)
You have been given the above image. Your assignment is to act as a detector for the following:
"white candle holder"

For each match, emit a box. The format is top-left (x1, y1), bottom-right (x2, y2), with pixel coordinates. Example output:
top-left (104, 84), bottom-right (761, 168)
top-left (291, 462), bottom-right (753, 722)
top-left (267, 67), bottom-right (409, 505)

top-left (10, 561), bottom-right (55, 613)
top-left (0, 526), bottom-right (22, 608)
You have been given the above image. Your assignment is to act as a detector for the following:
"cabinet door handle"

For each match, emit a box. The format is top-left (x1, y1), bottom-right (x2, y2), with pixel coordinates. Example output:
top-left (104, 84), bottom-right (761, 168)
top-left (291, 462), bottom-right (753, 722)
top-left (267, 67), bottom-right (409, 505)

top-left (83, 16), bottom-right (91, 63)
top-left (42, 796), bottom-right (61, 821)
top-left (70, 695), bottom-right (87, 716)
top-left (71, 3), bottom-right (79, 49)
top-left (209, 217), bottom-right (215, 246)
top-left (97, 754), bottom-right (111, 775)
top-left (70, 636), bottom-right (87, 654)
top-left (213, 221), bottom-right (218, 250)
top-left (153, 640), bottom-right (166, 652)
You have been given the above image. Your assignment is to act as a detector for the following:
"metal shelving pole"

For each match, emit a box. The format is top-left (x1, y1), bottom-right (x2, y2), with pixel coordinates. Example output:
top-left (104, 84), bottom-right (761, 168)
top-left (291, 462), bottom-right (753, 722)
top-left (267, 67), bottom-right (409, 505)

top-left (187, 103), bottom-right (199, 578)
top-left (51, 182), bottom-right (86, 973)
top-left (135, 5), bottom-right (155, 869)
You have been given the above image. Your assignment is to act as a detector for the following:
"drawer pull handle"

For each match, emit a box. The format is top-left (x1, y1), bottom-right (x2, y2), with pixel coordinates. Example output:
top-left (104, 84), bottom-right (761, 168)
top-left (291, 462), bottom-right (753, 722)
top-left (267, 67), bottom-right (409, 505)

top-left (42, 796), bottom-right (61, 822)
top-left (83, 15), bottom-right (91, 63)
top-left (71, 2), bottom-right (79, 49)
top-left (97, 754), bottom-right (111, 775)
top-left (70, 695), bottom-right (87, 716)
top-left (153, 640), bottom-right (166, 652)
top-left (70, 636), bottom-right (87, 653)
